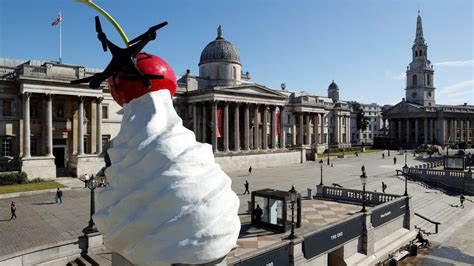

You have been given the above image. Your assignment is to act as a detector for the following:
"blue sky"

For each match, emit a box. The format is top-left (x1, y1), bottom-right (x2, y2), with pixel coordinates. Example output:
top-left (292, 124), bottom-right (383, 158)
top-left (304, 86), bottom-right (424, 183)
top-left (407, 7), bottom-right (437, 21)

top-left (0, 0), bottom-right (472, 105)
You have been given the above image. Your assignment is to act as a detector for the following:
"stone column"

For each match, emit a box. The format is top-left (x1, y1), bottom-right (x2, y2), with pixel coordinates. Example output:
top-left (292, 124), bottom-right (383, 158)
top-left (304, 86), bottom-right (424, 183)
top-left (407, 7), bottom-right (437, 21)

top-left (202, 104), bottom-right (207, 143)
top-left (346, 116), bottom-right (350, 143)
top-left (292, 114), bottom-right (297, 146)
top-left (77, 96), bottom-right (85, 155)
top-left (271, 106), bottom-right (277, 149)
top-left (313, 114), bottom-right (319, 144)
top-left (390, 120), bottom-right (395, 138)
top-left (320, 113), bottom-right (329, 144)
top-left (22, 92), bottom-right (32, 158)
top-left (45, 94), bottom-right (53, 157)
top-left (254, 104), bottom-right (259, 150)
top-left (212, 102), bottom-right (217, 152)
top-left (467, 120), bottom-right (471, 144)
top-left (279, 106), bottom-right (285, 148)
top-left (223, 102), bottom-right (229, 152)
top-left (334, 114), bottom-right (339, 144)
top-left (423, 117), bottom-right (428, 144)
top-left (429, 119), bottom-right (434, 142)
top-left (193, 103), bottom-right (198, 134)
top-left (262, 106), bottom-right (268, 149)
top-left (398, 119), bottom-right (402, 142)
top-left (414, 118), bottom-right (419, 143)
top-left (96, 97), bottom-right (103, 154)
top-left (234, 103), bottom-right (240, 152)
top-left (244, 104), bottom-right (250, 151)
top-left (406, 119), bottom-right (410, 143)
top-left (453, 119), bottom-right (457, 142)
top-left (460, 120), bottom-right (464, 141)
top-left (299, 113), bottom-right (304, 146)
top-left (305, 114), bottom-right (311, 145)
top-left (438, 118), bottom-right (446, 145)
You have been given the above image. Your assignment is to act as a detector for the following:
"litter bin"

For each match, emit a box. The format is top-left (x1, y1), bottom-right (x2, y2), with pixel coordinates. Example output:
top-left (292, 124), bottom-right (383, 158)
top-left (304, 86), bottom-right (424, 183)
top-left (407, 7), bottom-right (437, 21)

top-left (410, 244), bottom-right (418, 256)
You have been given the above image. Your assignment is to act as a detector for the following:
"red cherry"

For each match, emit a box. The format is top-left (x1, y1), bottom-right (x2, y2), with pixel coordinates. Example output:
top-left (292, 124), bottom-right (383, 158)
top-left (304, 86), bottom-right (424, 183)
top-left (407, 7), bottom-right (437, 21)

top-left (108, 53), bottom-right (177, 106)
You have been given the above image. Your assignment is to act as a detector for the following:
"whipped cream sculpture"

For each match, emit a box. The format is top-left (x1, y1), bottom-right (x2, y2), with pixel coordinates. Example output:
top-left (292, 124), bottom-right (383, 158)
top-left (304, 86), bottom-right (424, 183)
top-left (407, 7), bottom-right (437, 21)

top-left (71, 1), bottom-right (240, 264)
top-left (95, 90), bottom-right (240, 264)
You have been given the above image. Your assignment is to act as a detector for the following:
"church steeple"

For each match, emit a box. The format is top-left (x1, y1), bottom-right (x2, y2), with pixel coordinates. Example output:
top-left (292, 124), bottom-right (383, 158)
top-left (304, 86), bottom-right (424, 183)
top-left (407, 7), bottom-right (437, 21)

top-left (406, 11), bottom-right (435, 107)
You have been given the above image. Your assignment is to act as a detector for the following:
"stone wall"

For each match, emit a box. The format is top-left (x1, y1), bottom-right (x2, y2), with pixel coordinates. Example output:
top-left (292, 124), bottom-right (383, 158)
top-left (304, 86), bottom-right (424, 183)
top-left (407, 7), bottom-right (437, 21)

top-left (215, 151), bottom-right (301, 172)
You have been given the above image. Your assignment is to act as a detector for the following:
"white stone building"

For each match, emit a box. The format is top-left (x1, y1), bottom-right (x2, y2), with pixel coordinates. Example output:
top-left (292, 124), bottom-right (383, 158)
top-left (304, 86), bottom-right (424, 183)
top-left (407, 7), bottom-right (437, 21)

top-left (350, 102), bottom-right (383, 145)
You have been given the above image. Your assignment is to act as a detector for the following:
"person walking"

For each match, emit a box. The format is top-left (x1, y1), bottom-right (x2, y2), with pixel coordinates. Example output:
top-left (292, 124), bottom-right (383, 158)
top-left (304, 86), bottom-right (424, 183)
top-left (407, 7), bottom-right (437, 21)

top-left (460, 194), bottom-right (465, 208)
top-left (10, 201), bottom-right (17, 221)
top-left (382, 182), bottom-right (387, 193)
top-left (248, 166), bottom-right (252, 176)
top-left (254, 204), bottom-right (263, 229)
top-left (361, 165), bottom-right (366, 174)
top-left (382, 153), bottom-right (385, 159)
top-left (388, 150), bottom-right (391, 157)
top-left (393, 157), bottom-right (397, 165)
top-left (56, 188), bottom-right (63, 204)
top-left (84, 174), bottom-right (90, 188)
top-left (244, 180), bottom-right (250, 195)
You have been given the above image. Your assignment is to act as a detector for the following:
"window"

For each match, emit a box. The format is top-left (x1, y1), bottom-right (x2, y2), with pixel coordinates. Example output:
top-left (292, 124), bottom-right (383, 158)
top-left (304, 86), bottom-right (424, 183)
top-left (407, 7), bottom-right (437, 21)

top-left (342, 118), bottom-right (345, 125)
top-left (56, 103), bottom-right (64, 117)
top-left (2, 100), bottom-right (12, 116)
top-left (412, 92), bottom-right (417, 98)
top-left (428, 92), bottom-right (432, 97)
top-left (102, 105), bottom-right (109, 119)
top-left (2, 138), bottom-right (12, 157)
top-left (427, 74), bottom-right (431, 86)
top-left (102, 135), bottom-right (111, 152)
top-left (373, 124), bottom-right (377, 131)
top-left (31, 102), bottom-right (40, 118)
top-left (31, 137), bottom-right (38, 156)
top-left (412, 75), bottom-right (417, 86)
top-left (363, 134), bottom-right (367, 138)
top-left (420, 50), bottom-right (423, 56)
top-left (232, 66), bottom-right (237, 80)
top-left (368, 134), bottom-right (372, 138)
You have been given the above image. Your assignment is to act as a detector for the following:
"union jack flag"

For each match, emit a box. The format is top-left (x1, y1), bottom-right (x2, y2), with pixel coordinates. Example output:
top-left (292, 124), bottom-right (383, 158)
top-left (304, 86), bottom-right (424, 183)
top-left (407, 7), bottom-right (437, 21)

top-left (51, 14), bottom-right (62, 26)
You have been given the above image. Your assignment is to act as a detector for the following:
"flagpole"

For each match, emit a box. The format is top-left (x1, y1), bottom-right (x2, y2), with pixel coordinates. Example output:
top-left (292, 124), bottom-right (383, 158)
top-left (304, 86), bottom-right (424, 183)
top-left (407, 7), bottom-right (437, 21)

top-left (59, 10), bottom-right (62, 63)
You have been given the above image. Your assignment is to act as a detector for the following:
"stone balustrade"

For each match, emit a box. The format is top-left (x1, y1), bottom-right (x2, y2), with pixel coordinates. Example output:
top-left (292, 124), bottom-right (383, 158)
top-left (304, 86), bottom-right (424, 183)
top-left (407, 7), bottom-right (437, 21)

top-left (319, 186), bottom-right (400, 206)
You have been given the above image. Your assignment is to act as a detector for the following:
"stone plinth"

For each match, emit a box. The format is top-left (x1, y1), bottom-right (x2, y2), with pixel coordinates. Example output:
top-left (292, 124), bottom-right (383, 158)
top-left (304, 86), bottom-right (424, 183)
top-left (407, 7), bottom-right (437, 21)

top-left (21, 156), bottom-right (56, 179)
top-left (69, 155), bottom-right (105, 177)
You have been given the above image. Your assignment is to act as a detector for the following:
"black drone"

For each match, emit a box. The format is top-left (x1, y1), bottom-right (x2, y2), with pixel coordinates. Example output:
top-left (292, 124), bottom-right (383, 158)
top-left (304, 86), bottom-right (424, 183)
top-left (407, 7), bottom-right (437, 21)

top-left (71, 16), bottom-right (167, 88)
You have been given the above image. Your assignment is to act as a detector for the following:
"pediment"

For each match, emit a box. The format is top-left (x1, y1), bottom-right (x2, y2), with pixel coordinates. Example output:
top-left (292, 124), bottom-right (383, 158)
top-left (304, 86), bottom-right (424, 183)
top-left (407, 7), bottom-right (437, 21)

top-left (218, 84), bottom-right (287, 99)
top-left (384, 102), bottom-right (423, 115)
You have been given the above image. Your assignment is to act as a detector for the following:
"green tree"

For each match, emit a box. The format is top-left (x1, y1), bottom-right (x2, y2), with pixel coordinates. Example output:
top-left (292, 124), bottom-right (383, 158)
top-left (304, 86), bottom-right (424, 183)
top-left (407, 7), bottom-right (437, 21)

top-left (351, 101), bottom-right (369, 131)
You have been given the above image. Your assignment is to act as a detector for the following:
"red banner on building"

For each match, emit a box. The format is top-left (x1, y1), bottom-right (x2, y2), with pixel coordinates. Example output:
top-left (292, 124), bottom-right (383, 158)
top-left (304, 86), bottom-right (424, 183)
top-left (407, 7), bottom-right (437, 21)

top-left (216, 107), bottom-right (223, 138)
top-left (276, 112), bottom-right (280, 136)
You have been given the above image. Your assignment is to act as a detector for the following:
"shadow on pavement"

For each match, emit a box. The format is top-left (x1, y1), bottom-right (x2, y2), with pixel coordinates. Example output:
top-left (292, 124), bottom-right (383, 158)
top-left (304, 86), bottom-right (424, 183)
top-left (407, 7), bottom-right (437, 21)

top-left (31, 202), bottom-right (55, 205)
top-left (421, 246), bottom-right (474, 265)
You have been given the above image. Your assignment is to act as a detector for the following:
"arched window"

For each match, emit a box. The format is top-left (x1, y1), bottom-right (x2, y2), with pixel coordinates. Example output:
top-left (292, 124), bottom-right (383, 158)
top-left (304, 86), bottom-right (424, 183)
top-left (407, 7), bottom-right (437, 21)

top-left (420, 50), bottom-right (423, 56)
top-left (413, 74), bottom-right (417, 86)
top-left (415, 51), bottom-right (418, 57)
top-left (427, 74), bottom-right (431, 86)
top-left (232, 66), bottom-right (236, 80)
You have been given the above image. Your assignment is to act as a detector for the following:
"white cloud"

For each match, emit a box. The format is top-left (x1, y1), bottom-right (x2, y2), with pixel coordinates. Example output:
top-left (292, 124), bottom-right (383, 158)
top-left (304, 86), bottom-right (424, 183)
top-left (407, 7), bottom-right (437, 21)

top-left (433, 60), bottom-right (474, 68)
top-left (437, 79), bottom-right (474, 104)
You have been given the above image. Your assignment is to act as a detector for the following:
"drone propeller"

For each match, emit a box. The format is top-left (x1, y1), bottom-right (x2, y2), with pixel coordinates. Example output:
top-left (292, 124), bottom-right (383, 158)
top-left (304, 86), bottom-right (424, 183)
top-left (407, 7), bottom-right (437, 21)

top-left (70, 75), bottom-right (96, 84)
top-left (95, 16), bottom-right (107, 52)
top-left (128, 21), bottom-right (168, 45)
top-left (121, 74), bottom-right (164, 80)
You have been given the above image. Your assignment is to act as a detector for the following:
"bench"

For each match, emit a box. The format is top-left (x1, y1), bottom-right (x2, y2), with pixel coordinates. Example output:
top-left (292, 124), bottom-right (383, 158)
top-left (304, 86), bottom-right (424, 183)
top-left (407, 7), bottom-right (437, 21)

top-left (391, 250), bottom-right (410, 262)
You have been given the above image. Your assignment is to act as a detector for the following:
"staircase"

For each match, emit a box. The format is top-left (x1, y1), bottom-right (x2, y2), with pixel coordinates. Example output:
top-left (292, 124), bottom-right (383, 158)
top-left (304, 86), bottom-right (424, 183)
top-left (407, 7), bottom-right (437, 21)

top-left (66, 252), bottom-right (112, 266)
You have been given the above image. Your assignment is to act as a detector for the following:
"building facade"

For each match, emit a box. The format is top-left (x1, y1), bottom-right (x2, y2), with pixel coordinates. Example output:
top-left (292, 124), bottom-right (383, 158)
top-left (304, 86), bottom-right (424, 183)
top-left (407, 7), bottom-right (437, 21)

top-left (0, 59), bottom-right (122, 178)
top-left (383, 13), bottom-right (474, 148)
top-left (350, 103), bottom-right (383, 145)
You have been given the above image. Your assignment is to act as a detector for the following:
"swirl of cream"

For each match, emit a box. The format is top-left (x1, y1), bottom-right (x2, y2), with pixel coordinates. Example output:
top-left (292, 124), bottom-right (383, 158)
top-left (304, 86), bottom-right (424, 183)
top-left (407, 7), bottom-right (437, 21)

top-left (94, 90), bottom-right (240, 265)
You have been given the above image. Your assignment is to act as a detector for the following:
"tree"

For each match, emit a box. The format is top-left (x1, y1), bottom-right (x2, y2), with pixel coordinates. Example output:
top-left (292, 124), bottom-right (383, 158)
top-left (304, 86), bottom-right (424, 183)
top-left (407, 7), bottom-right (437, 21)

top-left (351, 101), bottom-right (369, 131)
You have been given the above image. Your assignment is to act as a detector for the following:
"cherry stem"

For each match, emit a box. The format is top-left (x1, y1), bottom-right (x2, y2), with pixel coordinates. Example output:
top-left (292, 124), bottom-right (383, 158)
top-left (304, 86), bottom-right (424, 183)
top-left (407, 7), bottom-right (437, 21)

top-left (75, 0), bottom-right (130, 46)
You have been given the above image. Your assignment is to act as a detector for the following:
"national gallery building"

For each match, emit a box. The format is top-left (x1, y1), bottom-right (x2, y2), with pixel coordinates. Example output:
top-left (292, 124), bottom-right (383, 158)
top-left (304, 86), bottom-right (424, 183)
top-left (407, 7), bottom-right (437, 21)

top-left (383, 13), bottom-right (474, 147)
top-left (0, 26), bottom-right (351, 178)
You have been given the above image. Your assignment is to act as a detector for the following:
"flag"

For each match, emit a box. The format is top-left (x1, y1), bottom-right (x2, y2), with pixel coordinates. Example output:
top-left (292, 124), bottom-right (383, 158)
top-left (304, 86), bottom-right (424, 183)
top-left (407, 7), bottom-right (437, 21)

top-left (51, 14), bottom-right (62, 26)
top-left (216, 107), bottom-right (223, 138)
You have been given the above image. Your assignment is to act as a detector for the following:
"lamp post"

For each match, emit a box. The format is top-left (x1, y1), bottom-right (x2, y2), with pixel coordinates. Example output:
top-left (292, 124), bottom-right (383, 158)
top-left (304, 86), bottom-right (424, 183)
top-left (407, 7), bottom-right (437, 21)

top-left (319, 159), bottom-right (324, 186)
top-left (83, 175), bottom-right (98, 234)
top-left (404, 150), bottom-right (407, 165)
top-left (288, 186), bottom-right (297, 239)
top-left (360, 169), bottom-right (367, 212)
top-left (403, 164), bottom-right (409, 196)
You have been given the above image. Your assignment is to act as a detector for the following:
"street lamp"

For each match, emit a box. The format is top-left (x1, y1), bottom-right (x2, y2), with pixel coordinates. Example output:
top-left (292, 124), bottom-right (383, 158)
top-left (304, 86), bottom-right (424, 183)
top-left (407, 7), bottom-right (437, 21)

top-left (360, 169), bottom-right (367, 212)
top-left (404, 150), bottom-right (407, 165)
top-left (83, 175), bottom-right (98, 234)
top-left (319, 159), bottom-right (324, 186)
top-left (403, 164), bottom-right (409, 196)
top-left (288, 186), bottom-right (298, 240)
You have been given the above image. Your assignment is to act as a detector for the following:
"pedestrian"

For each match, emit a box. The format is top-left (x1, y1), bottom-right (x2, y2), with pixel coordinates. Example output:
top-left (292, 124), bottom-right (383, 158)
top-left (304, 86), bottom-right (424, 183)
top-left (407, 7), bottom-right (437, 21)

top-left (361, 165), bottom-right (366, 174)
top-left (254, 204), bottom-right (263, 229)
top-left (382, 182), bottom-right (387, 193)
top-left (248, 166), bottom-right (252, 176)
top-left (10, 201), bottom-right (16, 221)
top-left (460, 195), bottom-right (465, 208)
top-left (244, 180), bottom-right (250, 195)
top-left (416, 231), bottom-right (431, 247)
top-left (382, 153), bottom-right (385, 159)
top-left (56, 188), bottom-right (63, 204)
top-left (355, 151), bottom-right (359, 157)
top-left (388, 150), bottom-right (391, 157)
top-left (84, 173), bottom-right (90, 188)
top-left (393, 157), bottom-right (397, 165)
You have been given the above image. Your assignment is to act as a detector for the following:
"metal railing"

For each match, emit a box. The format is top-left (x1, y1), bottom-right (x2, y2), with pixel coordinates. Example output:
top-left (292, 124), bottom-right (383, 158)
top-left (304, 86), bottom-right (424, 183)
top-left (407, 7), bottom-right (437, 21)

top-left (415, 212), bottom-right (441, 234)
